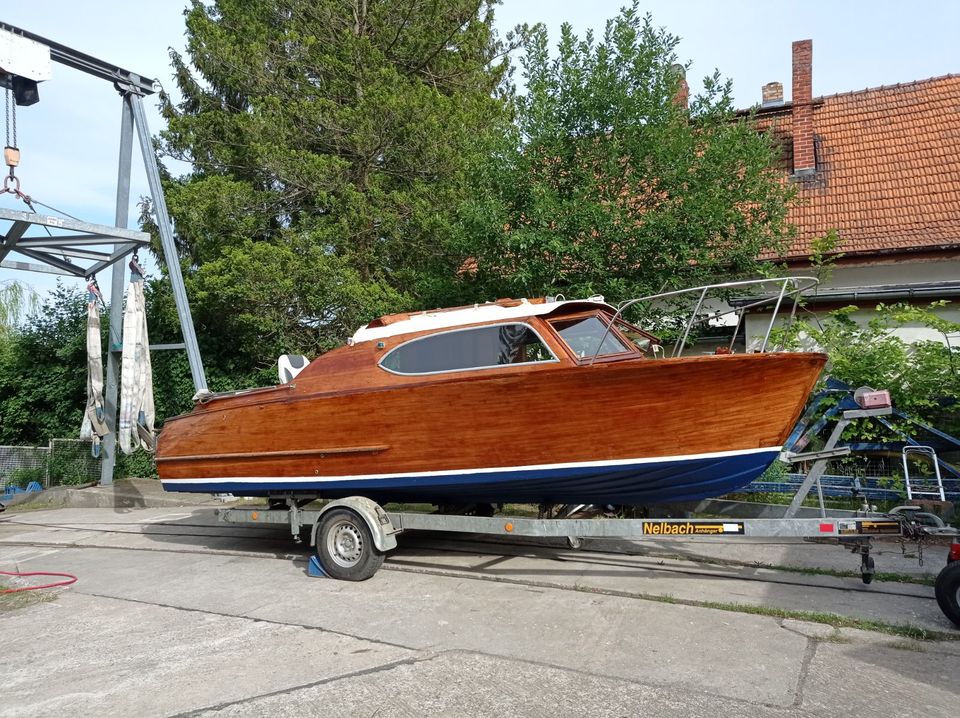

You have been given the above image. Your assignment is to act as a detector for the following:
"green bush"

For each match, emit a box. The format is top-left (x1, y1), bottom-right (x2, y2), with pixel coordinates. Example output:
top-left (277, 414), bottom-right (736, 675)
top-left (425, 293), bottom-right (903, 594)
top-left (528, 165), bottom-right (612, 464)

top-left (6, 465), bottom-right (46, 489)
top-left (47, 451), bottom-right (95, 486)
top-left (116, 451), bottom-right (158, 480)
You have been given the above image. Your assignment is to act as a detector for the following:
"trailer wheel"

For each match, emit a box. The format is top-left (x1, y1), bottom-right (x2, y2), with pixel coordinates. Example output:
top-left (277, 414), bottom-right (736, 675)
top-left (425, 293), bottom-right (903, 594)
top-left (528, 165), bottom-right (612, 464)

top-left (935, 561), bottom-right (960, 627)
top-left (316, 508), bottom-right (385, 581)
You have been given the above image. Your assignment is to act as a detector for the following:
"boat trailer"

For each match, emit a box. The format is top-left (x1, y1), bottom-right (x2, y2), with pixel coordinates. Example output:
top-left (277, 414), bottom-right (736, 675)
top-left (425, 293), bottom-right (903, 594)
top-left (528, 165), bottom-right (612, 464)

top-left (217, 496), bottom-right (960, 627)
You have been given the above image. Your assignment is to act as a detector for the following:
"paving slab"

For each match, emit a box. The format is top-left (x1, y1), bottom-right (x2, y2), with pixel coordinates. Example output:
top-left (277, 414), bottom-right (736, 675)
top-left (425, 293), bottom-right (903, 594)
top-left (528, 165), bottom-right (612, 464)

top-left (388, 538), bottom-right (953, 633)
top-left (193, 651), bottom-right (800, 718)
top-left (250, 563), bottom-right (809, 705)
top-left (800, 639), bottom-right (960, 716)
top-left (0, 591), bottom-right (414, 718)
top-left (390, 552), bottom-right (949, 632)
top-left (0, 543), bottom-right (809, 706)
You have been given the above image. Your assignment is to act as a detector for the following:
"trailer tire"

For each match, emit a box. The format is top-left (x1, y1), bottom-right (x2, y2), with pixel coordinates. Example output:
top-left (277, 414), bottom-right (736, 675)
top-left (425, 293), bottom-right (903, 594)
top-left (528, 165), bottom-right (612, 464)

top-left (316, 508), bottom-right (385, 581)
top-left (935, 561), bottom-right (960, 628)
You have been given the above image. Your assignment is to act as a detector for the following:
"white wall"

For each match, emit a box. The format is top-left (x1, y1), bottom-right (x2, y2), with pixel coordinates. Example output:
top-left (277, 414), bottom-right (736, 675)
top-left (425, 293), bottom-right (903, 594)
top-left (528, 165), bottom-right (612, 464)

top-left (742, 257), bottom-right (960, 350)
top-left (811, 258), bottom-right (960, 289)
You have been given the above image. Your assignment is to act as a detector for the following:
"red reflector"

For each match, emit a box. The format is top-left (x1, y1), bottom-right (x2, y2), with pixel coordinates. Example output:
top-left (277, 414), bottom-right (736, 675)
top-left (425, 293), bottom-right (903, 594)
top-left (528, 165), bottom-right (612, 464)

top-left (819, 523), bottom-right (834, 533)
top-left (950, 543), bottom-right (960, 561)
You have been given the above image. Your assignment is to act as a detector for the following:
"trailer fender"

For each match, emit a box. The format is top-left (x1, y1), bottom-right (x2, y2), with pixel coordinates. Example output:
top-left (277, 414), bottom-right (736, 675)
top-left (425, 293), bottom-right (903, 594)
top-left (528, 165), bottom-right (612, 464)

top-left (316, 497), bottom-right (398, 553)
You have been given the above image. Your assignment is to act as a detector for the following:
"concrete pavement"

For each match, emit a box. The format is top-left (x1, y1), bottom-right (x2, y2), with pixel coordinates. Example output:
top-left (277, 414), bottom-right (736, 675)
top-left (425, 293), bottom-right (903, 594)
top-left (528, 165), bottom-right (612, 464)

top-left (1, 506), bottom-right (958, 717)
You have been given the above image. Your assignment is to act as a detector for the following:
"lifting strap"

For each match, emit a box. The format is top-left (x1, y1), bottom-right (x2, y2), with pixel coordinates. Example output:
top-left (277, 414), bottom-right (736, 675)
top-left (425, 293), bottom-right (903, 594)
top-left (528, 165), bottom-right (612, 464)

top-left (119, 257), bottom-right (155, 454)
top-left (80, 279), bottom-right (109, 457)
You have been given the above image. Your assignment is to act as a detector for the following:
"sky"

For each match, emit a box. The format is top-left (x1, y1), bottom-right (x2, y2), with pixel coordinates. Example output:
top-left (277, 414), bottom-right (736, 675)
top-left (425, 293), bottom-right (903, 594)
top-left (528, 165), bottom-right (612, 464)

top-left (1, 0), bottom-right (959, 301)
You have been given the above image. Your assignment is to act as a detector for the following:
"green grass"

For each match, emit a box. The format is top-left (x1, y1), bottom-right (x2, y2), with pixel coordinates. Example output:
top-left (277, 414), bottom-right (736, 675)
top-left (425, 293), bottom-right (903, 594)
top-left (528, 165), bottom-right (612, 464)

top-left (547, 579), bottom-right (959, 641)
top-left (765, 563), bottom-right (936, 586)
top-left (640, 592), bottom-right (956, 642)
top-left (0, 579), bottom-right (55, 613)
top-left (608, 544), bottom-right (938, 586)
top-left (679, 553), bottom-right (936, 586)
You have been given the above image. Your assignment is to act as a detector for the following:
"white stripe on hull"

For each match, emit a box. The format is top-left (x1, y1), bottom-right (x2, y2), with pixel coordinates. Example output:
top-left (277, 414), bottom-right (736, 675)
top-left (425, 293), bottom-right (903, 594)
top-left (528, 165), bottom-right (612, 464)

top-left (161, 445), bottom-right (782, 485)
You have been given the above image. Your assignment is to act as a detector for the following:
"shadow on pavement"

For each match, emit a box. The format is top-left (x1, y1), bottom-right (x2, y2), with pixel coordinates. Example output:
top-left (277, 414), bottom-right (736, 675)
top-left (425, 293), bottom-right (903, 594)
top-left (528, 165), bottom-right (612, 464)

top-left (112, 481), bottom-right (146, 513)
top-left (136, 516), bottom-right (833, 585)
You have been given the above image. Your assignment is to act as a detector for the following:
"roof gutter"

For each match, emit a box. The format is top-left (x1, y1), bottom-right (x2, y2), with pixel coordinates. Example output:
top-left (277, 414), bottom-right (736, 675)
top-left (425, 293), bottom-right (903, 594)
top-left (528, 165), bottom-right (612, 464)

top-left (730, 281), bottom-right (960, 308)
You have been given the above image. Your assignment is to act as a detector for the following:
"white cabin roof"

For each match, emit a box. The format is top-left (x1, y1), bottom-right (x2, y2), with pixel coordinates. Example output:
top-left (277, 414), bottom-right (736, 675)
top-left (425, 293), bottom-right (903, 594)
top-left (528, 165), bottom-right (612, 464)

top-left (351, 297), bottom-right (613, 344)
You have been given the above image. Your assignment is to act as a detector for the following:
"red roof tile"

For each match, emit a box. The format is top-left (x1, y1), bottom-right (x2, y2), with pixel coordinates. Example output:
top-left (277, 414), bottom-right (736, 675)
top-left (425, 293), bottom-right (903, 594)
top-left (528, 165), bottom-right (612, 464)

top-left (757, 74), bottom-right (960, 260)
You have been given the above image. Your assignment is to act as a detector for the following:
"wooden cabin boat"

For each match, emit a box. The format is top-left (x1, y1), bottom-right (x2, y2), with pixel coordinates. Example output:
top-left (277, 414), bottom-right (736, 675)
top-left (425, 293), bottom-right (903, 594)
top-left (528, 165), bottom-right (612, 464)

top-left (156, 281), bottom-right (826, 506)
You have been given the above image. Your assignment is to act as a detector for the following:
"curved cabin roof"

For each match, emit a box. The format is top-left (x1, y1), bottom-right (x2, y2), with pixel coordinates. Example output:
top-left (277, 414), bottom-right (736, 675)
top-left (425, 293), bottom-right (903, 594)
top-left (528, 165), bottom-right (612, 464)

top-left (351, 297), bottom-right (615, 344)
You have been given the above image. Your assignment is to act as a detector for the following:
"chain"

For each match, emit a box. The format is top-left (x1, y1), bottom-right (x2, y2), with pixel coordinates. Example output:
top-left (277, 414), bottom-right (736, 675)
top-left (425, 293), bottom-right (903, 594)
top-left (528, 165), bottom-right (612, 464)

top-left (3, 86), bottom-right (14, 148)
top-left (5, 86), bottom-right (19, 182)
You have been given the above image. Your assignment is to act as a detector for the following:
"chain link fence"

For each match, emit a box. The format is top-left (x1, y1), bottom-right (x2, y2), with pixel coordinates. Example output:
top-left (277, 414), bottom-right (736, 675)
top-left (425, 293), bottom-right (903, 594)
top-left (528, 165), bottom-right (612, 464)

top-left (0, 445), bottom-right (49, 489)
top-left (0, 439), bottom-right (99, 490)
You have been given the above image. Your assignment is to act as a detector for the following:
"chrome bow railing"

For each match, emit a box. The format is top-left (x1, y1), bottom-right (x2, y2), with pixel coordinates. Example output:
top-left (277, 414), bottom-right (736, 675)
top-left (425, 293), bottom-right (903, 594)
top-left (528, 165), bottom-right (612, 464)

top-left (590, 276), bottom-right (819, 363)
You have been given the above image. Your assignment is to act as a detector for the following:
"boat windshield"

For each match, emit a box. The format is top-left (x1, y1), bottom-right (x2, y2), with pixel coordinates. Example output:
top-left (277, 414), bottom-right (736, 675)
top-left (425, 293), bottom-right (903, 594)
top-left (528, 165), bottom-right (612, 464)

top-left (550, 315), bottom-right (632, 359)
top-left (614, 319), bottom-right (656, 354)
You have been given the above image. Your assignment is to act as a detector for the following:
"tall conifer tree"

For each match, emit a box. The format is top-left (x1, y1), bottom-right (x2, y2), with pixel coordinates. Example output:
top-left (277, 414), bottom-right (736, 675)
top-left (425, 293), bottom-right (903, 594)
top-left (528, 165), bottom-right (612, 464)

top-left (159, 0), bottom-right (508, 365)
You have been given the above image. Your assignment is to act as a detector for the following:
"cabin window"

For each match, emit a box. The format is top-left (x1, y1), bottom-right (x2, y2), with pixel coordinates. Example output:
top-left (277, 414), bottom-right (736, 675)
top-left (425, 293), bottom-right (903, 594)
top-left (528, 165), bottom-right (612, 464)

top-left (550, 315), bottom-right (632, 359)
top-left (379, 323), bottom-right (557, 375)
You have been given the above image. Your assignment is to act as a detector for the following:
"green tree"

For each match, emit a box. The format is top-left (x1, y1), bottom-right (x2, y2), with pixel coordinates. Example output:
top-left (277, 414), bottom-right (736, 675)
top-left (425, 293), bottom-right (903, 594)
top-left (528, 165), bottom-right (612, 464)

top-left (0, 284), bottom-right (88, 445)
top-left (0, 280), bottom-right (38, 345)
top-left (456, 4), bottom-right (793, 304)
top-left (157, 0), bottom-right (509, 372)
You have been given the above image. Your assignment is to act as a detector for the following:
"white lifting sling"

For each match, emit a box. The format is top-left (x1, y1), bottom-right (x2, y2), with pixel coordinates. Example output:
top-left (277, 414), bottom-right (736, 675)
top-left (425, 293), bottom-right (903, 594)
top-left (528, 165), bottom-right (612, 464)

top-left (80, 280), bottom-right (109, 456)
top-left (119, 259), bottom-right (155, 454)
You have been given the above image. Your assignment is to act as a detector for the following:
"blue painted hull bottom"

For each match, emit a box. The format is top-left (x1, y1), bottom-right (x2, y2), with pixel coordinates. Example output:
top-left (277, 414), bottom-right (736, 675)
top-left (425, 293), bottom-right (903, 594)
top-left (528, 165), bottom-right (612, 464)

top-left (161, 448), bottom-right (780, 506)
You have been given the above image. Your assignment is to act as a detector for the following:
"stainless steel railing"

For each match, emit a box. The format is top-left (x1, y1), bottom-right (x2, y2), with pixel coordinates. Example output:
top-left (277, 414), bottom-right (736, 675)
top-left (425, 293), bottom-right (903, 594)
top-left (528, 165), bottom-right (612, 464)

top-left (590, 276), bottom-right (819, 363)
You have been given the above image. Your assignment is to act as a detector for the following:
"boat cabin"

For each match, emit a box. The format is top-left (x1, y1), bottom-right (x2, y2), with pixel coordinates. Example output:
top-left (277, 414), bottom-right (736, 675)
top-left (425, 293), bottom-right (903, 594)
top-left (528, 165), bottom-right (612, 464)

top-left (274, 298), bottom-right (661, 391)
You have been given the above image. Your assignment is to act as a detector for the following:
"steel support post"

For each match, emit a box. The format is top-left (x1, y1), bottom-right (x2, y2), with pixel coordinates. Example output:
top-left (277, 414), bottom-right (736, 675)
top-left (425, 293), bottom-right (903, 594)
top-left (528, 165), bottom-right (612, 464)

top-left (100, 95), bottom-right (135, 486)
top-left (130, 95), bottom-right (208, 394)
top-left (782, 408), bottom-right (892, 520)
top-left (784, 418), bottom-right (849, 518)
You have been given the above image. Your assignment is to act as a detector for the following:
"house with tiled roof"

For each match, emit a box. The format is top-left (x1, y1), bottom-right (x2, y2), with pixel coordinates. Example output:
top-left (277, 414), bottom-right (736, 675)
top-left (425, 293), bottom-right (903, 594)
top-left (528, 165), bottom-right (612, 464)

top-left (741, 39), bottom-right (960, 347)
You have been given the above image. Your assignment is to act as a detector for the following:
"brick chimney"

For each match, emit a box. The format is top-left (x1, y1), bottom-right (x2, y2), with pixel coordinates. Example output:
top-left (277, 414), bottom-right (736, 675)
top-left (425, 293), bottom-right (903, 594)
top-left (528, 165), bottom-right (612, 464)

top-left (791, 39), bottom-right (815, 175)
top-left (761, 81), bottom-right (783, 107)
top-left (671, 63), bottom-right (689, 110)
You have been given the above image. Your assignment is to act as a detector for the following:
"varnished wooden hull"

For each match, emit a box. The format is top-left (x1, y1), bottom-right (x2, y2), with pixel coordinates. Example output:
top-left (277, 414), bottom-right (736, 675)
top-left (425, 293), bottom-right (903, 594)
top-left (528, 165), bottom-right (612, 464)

top-left (157, 352), bottom-right (826, 505)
